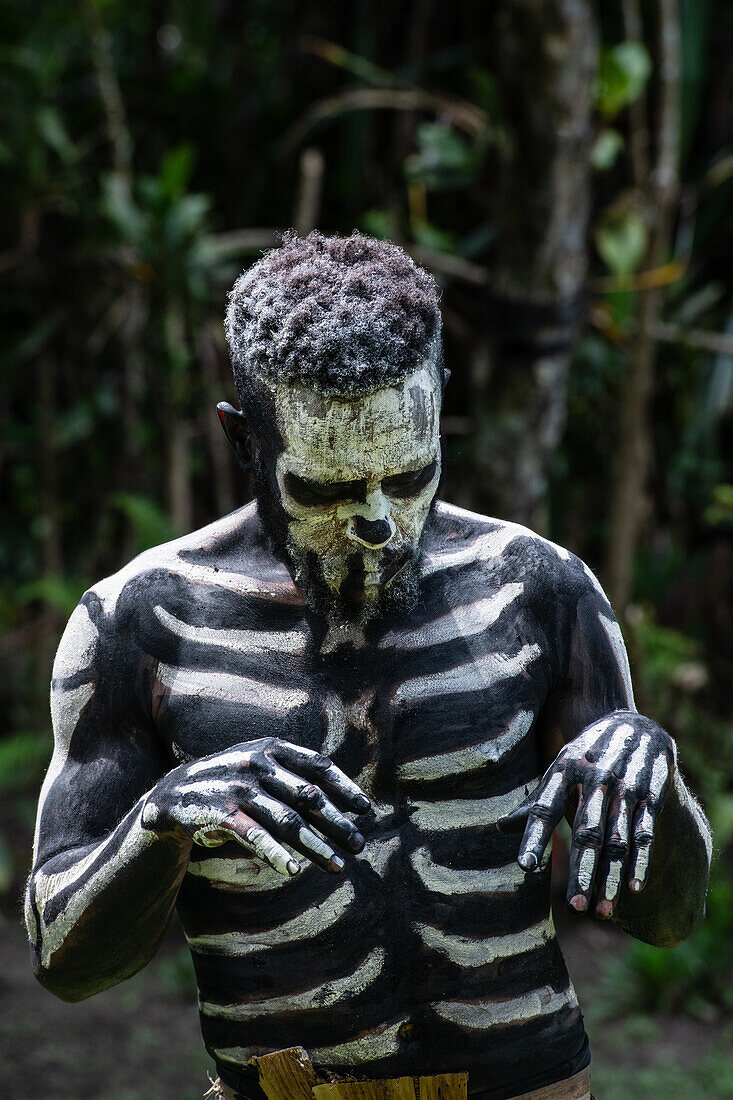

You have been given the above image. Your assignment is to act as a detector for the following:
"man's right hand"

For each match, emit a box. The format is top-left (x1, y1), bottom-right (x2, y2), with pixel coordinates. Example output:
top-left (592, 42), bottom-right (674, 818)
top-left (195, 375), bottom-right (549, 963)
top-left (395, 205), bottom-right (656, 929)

top-left (141, 738), bottom-right (371, 876)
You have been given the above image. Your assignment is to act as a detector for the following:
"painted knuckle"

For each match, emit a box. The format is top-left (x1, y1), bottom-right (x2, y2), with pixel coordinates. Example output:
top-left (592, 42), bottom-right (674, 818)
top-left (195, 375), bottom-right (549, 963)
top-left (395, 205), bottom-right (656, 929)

top-left (297, 783), bottom-right (325, 808)
top-left (573, 826), bottom-right (604, 848)
top-left (279, 808), bottom-right (304, 834)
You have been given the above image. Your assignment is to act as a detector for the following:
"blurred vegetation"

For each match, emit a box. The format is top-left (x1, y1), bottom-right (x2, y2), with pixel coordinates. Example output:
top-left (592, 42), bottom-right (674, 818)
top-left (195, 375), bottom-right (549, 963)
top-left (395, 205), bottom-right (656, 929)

top-left (1, 0), bottom-right (732, 1066)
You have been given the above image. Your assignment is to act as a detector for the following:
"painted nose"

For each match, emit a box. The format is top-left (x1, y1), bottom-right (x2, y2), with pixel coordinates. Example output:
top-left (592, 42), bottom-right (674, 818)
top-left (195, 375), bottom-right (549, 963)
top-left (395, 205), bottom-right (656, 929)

top-left (348, 516), bottom-right (395, 549)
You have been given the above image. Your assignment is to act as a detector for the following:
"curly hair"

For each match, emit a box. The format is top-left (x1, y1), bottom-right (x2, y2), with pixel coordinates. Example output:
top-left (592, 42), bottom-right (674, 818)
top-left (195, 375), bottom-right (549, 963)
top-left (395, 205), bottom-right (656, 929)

top-left (224, 230), bottom-right (442, 400)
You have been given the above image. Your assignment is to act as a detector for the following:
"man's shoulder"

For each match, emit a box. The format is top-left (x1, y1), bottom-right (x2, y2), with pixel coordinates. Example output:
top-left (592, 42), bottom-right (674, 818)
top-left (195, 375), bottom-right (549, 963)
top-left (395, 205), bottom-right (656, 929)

top-left (86, 500), bottom-right (290, 620)
top-left (427, 500), bottom-right (605, 600)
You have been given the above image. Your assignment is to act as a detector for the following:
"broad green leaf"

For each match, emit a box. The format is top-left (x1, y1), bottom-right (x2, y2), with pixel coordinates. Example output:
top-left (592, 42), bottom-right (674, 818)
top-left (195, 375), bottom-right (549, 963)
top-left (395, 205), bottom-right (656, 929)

top-left (595, 209), bottom-right (648, 275)
top-left (595, 42), bottom-right (652, 119)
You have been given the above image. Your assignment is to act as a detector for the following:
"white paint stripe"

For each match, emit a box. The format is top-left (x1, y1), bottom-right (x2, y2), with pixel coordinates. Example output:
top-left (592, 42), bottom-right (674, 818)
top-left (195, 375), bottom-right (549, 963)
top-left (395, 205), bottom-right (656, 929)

top-left (410, 846), bottom-right (547, 895)
top-left (577, 849), bottom-right (596, 892)
top-left (187, 856), bottom-right (303, 891)
top-left (310, 1019), bottom-right (405, 1064)
top-left (200, 946), bottom-right (385, 1019)
top-left (357, 834), bottom-right (401, 878)
top-left (598, 614), bottom-right (636, 709)
top-left (398, 710), bottom-right (533, 782)
top-left (52, 603), bottom-right (98, 679)
top-left (393, 644), bottom-right (542, 706)
top-left (411, 780), bottom-right (539, 832)
top-left (380, 585), bottom-right (524, 651)
top-left (597, 723), bottom-right (635, 774)
top-left (649, 753), bottom-right (669, 802)
top-left (416, 915), bottom-right (555, 968)
top-left (434, 983), bottom-right (578, 1029)
top-left (674, 771), bottom-right (713, 863)
top-left (156, 664), bottom-right (309, 713)
top-left (153, 604), bottom-right (308, 656)
top-left (584, 789), bottom-right (605, 830)
top-left (188, 881), bottom-right (354, 954)
top-left (35, 801), bottom-right (156, 967)
top-left (624, 734), bottom-right (651, 790)
top-left (536, 771), bottom-right (564, 809)
top-left (604, 860), bottom-right (623, 901)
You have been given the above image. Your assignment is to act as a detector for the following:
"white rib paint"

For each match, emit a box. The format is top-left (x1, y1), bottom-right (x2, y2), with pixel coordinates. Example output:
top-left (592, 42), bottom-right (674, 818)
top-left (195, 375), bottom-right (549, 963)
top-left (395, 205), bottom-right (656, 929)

top-left (309, 1019), bottom-right (405, 1064)
top-left (52, 603), bottom-right (98, 679)
top-left (410, 846), bottom-right (548, 895)
top-left (393, 644), bottom-right (542, 707)
top-left (187, 855), bottom-right (306, 891)
top-left (597, 723), bottom-right (635, 775)
top-left (624, 734), bottom-right (651, 790)
top-left (188, 881), bottom-right (354, 954)
top-left (423, 506), bottom-right (525, 577)
top-left (380, 584), bottom-right (524, 651)
top-left (156, 664), bottom-right (309, 713)
top-left (153, 604), bottom-right (308, 657)
top-left (434, 983), bottom-right (578, 1029)
top-left (577, 849), bottom-right (596, 892)
top-left (200, 946), bottom-right (385, 1019)
top-left (598, 613), bottom-right (636, 709)
top-left (416, 915), bottom-right (555, 968)
top-left (398, 710), bottom-right (533, 782)
top-left (410, 780), bottom-right (539, 832)
top-left (604, 860), bottom-right (623, 901)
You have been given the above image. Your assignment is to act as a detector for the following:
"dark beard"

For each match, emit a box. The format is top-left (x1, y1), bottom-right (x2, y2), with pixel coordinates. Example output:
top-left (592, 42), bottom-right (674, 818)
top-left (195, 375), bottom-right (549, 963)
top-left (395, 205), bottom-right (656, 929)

top-left (289, 544), bottom-right (422, 625)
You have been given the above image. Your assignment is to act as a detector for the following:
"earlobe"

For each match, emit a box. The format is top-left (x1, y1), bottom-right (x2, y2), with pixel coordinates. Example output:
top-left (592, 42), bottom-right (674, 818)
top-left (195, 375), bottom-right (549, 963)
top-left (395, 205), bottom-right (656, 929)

top-left (216, 401), bottom-right (252, 471)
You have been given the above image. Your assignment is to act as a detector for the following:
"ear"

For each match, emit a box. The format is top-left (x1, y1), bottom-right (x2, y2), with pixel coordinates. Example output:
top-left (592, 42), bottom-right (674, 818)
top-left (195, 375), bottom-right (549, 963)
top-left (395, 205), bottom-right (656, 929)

top-left (217, 402), bottom-right (252, 471)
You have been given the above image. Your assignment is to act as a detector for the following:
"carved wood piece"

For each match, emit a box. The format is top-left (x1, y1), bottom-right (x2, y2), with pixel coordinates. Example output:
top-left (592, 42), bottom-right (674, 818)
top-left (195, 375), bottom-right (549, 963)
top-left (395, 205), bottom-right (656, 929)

top-left (248, 1046), bottom-right (320, 1100)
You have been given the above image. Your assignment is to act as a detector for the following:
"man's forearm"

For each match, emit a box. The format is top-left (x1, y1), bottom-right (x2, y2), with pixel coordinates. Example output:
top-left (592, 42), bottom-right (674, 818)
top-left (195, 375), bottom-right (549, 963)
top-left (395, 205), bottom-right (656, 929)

top-left (612, 768), bottom-right (712, 947)
top-left (26, 798), bottom-right (191, 1001)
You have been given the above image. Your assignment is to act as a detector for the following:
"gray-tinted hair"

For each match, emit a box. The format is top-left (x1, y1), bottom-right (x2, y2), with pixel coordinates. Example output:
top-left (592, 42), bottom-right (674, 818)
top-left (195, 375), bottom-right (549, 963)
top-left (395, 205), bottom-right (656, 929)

top-left (224, 230), bottom-right (442, 400)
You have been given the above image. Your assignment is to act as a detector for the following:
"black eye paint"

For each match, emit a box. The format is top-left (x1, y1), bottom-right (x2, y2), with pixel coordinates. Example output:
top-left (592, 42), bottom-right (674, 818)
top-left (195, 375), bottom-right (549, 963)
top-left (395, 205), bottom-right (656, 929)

top-left (382, 460), bottom-right (437, 500)
top-left (284, 473), bottom-right (366, 507)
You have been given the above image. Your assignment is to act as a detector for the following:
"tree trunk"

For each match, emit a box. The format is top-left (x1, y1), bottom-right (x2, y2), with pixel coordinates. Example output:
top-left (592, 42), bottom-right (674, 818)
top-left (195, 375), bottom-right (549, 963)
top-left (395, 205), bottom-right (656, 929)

top-left (478, 0), bottom-right (596, 531)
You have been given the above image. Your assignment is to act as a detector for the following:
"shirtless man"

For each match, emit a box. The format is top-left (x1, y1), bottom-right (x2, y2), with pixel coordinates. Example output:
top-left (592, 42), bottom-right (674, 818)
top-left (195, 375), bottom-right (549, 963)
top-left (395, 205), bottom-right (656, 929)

top-left (26, 232), bottom-right (711, 1100)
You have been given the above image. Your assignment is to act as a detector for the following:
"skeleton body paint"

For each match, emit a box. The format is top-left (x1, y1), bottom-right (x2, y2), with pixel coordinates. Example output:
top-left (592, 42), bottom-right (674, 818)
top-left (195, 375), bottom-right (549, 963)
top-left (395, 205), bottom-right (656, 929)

top-left (26, 232), bottom-right (711, 1100)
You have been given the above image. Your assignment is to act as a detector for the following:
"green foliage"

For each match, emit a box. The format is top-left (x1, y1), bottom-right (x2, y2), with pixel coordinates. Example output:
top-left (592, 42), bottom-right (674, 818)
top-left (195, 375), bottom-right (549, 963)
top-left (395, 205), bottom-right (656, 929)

top-left (0, 731), bottom-right (53, 794)
top-left (595, 41), bottom-right (652, 119)
top-left (108, 493), bottom-right (179, 554)
top-left (405, 121), bottom-right (488, 191)
top-left (595, 203), bottom-right (648, 275)
top-left (590, 129), bottom-right (624, 172)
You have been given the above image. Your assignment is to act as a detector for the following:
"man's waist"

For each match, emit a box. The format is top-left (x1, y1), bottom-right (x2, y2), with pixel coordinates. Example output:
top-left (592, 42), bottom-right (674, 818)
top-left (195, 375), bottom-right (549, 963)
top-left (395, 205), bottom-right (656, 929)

top-left (214, 1033), bottom-right (591, 1100)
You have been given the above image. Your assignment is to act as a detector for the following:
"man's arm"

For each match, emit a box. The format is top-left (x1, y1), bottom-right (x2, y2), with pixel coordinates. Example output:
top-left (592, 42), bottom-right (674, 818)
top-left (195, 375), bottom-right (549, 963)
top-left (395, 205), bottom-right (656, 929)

top-left (27, 587), bottom-right (370, 1002)
top-left (499, 559), bottom-right (712, 948)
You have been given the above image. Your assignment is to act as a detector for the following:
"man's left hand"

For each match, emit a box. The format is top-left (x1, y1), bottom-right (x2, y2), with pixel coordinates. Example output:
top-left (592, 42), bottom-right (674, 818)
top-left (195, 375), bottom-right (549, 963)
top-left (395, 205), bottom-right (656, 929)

top-left (497, 714), bottom-right (676, 918)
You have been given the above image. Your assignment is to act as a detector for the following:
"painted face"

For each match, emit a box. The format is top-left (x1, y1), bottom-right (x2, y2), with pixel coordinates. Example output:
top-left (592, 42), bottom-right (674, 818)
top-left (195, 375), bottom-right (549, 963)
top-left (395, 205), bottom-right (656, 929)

top-left (273, 365), bottom-right (442, 622)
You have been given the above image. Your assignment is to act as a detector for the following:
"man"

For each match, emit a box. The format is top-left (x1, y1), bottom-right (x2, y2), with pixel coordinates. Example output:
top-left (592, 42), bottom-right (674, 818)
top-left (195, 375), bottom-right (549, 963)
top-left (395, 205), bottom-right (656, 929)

top-left (26, 232), bottom-right (711, 1100)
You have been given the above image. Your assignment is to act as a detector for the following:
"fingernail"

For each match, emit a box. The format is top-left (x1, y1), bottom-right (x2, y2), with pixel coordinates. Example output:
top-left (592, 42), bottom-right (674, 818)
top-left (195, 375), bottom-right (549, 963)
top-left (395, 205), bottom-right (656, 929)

top-left (355, 795), bottom-right (371, 813)
top-left (570, 894), bottom-right (588, 912)
top-left (351, 830), bottom-right (365, 850)
top-left (596, 900), bottom-right (613, 919)
top-left (329, 855), bottom-right (345, 872)
top-left (287, 859), bottom-right (301, 876)
top-left (630, 878), bottom-right (642, 892)
top-left (519, 852), bottom-right (538, 871)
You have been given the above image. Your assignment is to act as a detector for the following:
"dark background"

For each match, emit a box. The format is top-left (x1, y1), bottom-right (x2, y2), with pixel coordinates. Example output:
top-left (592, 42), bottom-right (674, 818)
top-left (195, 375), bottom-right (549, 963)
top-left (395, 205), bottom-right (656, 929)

top-left (1, 2), bottom-right (732, 1096)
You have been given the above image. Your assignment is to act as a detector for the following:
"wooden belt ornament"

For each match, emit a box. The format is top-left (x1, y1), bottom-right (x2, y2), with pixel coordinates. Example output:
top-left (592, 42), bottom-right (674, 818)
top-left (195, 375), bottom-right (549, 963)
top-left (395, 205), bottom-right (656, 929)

top-left (220, 1047), bottom-right (591, 1100)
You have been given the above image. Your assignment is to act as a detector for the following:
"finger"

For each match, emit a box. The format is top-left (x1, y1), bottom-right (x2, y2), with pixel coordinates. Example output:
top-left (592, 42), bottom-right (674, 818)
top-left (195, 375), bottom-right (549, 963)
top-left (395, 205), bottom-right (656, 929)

top-left (594, 793), bottom-right (633, 919)
top-left (496, 769), bottom-right (563, 834)
top-left (628, 802), bottom-right (656, 892)
top-left (246, 791), bottom-right (345, 874)
top-left (567, 786), bottom-right (608, 912)
top-left (261, 763), bottom-right (365, 853)
top-left (203, 812), bottom-right (300, 878)
top-left (516, 771), bottom-right (569, 871)
top-left (271, 743), bottom-right (371, 814)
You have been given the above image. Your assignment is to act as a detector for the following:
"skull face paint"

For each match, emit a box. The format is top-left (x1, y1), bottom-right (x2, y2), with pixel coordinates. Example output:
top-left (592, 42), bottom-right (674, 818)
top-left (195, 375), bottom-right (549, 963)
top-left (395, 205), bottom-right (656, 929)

top-left (273, 364), bottom-right (442, 622)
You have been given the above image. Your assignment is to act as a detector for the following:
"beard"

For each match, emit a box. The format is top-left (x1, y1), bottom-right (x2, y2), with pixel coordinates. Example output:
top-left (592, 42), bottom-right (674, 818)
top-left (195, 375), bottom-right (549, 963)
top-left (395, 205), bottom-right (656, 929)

top-left (286, 539), bottom-right (422, 625)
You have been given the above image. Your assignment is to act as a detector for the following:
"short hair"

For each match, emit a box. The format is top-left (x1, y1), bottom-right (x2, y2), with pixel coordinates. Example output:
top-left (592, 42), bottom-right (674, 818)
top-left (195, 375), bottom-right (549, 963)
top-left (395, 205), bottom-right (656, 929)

top-left (224, 230), bottom-right (442, 401)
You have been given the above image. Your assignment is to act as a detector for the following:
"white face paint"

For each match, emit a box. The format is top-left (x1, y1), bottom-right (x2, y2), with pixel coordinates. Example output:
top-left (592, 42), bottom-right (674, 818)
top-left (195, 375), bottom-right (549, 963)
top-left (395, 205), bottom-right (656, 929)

top-left (273, 361), bottom-right (442, 619)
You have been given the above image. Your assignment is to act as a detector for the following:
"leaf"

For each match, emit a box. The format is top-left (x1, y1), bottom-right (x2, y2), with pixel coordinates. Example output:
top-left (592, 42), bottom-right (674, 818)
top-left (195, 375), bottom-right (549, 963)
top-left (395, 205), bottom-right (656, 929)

top-left (595, 209), bottom-right (648, 275)
top-left (595, 42), bottom-right (652, 119)
top-left (590, 129), bottom-right (625, 171)
top-left (101, 172), bottom-right (145, 244)
top-left (35, 106), bottom-right (77, 165)
top-left (159, 144), bottom-right (195, 200)
top-left (405, 121), bottom-right (480, 190)
top-left (109, 492), bottom-right (178, 551)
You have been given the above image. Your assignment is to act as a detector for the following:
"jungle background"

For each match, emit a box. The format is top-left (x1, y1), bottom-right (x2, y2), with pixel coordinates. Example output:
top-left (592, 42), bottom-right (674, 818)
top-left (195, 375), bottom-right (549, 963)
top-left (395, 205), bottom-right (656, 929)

top-left (1, 1), bottom-right (732, 1097)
